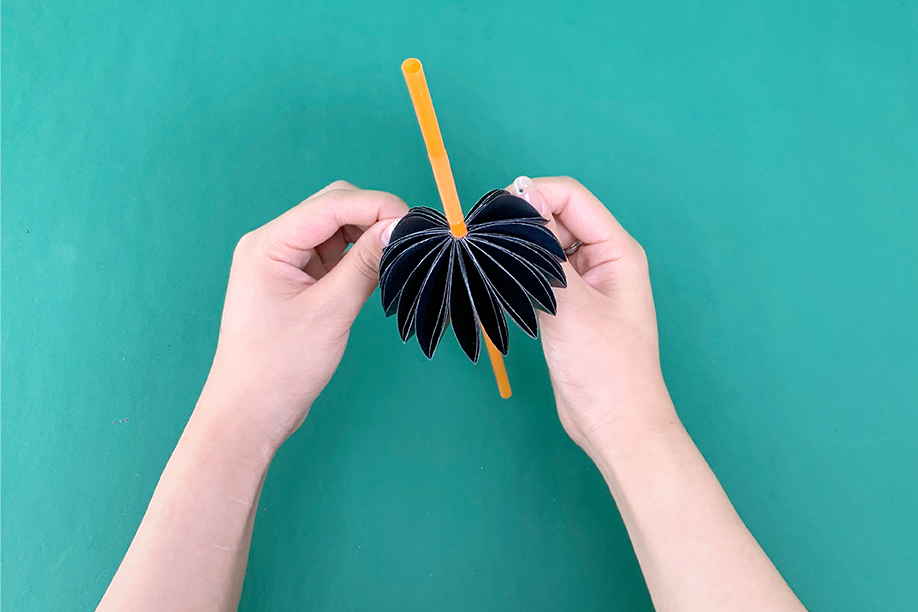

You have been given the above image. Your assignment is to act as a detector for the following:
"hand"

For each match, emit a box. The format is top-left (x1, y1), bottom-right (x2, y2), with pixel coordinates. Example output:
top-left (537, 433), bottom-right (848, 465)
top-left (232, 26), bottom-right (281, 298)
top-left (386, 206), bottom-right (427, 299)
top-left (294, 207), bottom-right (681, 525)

top-left (509, 176), bottom-right (675, 457)
top-left (198, 181), bottom-right (407, 452)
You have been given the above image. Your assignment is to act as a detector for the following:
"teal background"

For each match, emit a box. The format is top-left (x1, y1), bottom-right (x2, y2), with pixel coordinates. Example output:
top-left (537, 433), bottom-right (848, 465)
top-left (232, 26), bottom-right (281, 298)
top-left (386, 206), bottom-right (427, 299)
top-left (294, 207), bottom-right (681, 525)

top-left (3, 1), bottom-right (917, 610)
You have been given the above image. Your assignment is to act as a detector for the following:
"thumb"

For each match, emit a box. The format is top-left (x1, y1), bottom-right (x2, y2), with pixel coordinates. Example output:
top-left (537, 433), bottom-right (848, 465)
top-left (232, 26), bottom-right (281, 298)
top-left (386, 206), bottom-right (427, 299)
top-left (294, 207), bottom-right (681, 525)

top-left (313, 217), bottom-right (401, 320)
top-left (510, 175), bottom-right (577, 250)
top-left (508, 176), bottom-right (598, 323)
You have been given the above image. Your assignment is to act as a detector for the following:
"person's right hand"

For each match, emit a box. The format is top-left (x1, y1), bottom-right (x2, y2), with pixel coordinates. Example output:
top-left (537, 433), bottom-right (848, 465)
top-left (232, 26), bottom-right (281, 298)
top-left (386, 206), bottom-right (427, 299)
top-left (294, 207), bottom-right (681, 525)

top-left (509, 176), bottom-right (677, 459)
top-left (510, 177), bottom-right (808, 612)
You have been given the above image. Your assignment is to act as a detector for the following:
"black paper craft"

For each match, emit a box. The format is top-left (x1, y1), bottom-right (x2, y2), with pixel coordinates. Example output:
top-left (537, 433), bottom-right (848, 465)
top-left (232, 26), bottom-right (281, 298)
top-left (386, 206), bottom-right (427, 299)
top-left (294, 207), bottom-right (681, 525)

top-left (379, 189), bottom-right (567, 362)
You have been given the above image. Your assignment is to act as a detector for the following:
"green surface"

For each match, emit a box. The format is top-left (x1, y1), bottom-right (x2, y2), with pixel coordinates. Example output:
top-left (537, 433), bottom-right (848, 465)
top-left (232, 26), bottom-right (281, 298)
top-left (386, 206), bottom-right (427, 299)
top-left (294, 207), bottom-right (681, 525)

top-left (3, 1), bottom-right (917, 610)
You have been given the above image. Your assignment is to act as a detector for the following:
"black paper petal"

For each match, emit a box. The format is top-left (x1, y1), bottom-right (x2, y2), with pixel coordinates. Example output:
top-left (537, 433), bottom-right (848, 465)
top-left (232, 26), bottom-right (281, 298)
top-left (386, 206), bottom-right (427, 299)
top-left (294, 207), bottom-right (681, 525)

top-left (458, 241), bottom-right (509, 356)
top-left (465, 189), bottom-right (544, 225)
top-left (379, 190), bottom-right (567, 362)
top-left (449, 251), bottom-right (480, 362)
top-left (466, 240), bottom-right (539, 338)
top-left (472, 240), bottom-right (556, 313)
top-left (472, 233), bottom-right (566, 288)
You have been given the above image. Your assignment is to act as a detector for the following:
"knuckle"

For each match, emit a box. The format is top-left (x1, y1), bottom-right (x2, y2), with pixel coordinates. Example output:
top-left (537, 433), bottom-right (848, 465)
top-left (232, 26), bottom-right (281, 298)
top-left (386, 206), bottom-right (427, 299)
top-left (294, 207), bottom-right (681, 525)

top-left (233, 231), bottom-right (259, 260)
top-left (325, 179), bottom-right (356, 192)
top-left (625, 239), bottom-right (649, 270)
top-left (297, 180), bottom-right (358, 207)
top-left (377, 190), bottom-right (410, 211)
top-left (554, 175), bottom-right (585, 190)
top-left (631, 238), bottom-right (647, 260)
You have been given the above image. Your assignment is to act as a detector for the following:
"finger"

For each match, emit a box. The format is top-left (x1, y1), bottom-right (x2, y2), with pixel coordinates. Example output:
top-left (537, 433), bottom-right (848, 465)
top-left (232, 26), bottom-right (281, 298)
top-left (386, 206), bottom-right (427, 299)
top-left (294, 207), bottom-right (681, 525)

top-left (303, 251), bottom-right (328, 281)
top-left (531, 176), bottom-right (637, 249)
top-left (321, 251), bottom-right (347, 272)
top-left (510, 176), bottom-right (602, 282)
top-left (278, 181), bottom-right (360, 277)
top-left (501, 176), bottom-right (598, 312)
top-left (316, 224), bottom-right (371, 273)
top-left (511, 176), bottom-right (634, 297)
top-left (307, 179), bottom-right (359, 200)
top-left (508, 176), bottom-right (575, 248)
top-left (311, 217), bottom-right (401, 321)
top-left (255, 187), bottom-right (408, 269)
top-left (315, 228), bottom-right (348, 269)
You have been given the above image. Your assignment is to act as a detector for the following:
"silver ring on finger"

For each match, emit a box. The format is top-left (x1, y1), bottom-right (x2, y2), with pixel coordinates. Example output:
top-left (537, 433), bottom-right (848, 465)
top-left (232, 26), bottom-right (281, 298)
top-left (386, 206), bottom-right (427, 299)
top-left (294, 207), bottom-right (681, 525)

top-left (564, 240), bottom-right (583, 256)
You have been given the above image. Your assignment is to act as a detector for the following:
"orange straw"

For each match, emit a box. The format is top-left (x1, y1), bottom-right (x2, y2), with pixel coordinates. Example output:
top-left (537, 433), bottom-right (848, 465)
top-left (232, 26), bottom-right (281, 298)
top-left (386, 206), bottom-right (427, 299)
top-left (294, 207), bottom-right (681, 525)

top-left (401, 57), bottom-right (511, 399)
top-left (483, 331), bottom-right (512, 399)
top-left (401, 58), bottom-right (467, 238)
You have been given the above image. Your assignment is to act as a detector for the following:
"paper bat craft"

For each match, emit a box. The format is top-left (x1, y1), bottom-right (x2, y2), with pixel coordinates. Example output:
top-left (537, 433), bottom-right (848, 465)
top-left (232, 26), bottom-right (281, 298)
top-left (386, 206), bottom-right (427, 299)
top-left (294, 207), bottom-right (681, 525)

top-left (379, 188), bottom-right (567, 362)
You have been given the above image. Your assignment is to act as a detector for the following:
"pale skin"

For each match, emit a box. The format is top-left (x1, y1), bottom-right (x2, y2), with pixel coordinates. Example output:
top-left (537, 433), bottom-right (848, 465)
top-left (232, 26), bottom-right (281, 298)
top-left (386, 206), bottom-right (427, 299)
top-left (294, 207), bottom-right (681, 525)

top-left (97, 177), bottom-right (807, 612)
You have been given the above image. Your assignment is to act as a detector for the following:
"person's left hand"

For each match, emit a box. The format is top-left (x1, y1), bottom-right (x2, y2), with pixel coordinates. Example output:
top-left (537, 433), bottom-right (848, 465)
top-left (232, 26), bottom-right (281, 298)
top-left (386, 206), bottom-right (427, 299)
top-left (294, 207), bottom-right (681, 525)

top-left (196, 181), bottom-right (407, 452)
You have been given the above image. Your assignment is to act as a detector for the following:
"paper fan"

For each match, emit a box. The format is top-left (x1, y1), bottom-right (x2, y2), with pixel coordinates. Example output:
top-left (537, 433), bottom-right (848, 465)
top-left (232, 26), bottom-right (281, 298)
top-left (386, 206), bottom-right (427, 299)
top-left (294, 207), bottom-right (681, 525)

top-left (384, 57), bottom-right (567, 397)
top-left (379, 189), bottom-right (567, 362)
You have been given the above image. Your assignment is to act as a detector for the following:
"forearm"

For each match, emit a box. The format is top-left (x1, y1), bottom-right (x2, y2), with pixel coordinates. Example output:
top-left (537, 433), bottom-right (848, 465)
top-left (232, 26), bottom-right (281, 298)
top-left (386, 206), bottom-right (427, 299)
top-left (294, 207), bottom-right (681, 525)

top-left (588, 400), bottom-right (806, 612)
top-left (97, 390), bottom-right (276, 612)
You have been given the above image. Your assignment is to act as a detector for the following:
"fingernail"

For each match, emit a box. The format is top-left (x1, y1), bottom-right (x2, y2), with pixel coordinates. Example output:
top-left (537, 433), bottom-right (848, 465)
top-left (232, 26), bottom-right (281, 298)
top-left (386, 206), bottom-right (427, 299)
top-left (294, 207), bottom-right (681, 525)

top-left (513, 176), bottom-right (534, 192)
top-left (381, 219), bottom-right (399, 247)
top-left (512, 175), bottom-right (548, 217)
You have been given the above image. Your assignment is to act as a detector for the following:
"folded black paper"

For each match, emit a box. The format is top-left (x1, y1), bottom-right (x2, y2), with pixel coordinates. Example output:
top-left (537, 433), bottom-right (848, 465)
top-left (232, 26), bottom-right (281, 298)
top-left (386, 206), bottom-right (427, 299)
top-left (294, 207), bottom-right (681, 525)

top-left (379, 189), bottom-right (567, 362)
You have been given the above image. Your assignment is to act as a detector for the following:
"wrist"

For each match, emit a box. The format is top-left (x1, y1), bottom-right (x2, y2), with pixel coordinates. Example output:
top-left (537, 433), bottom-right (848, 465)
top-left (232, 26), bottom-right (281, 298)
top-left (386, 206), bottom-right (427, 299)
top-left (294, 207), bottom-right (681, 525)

top-left (577, 387), bottom-right (681, 477)
top-left (188, 380), bottom-right (287, 468)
